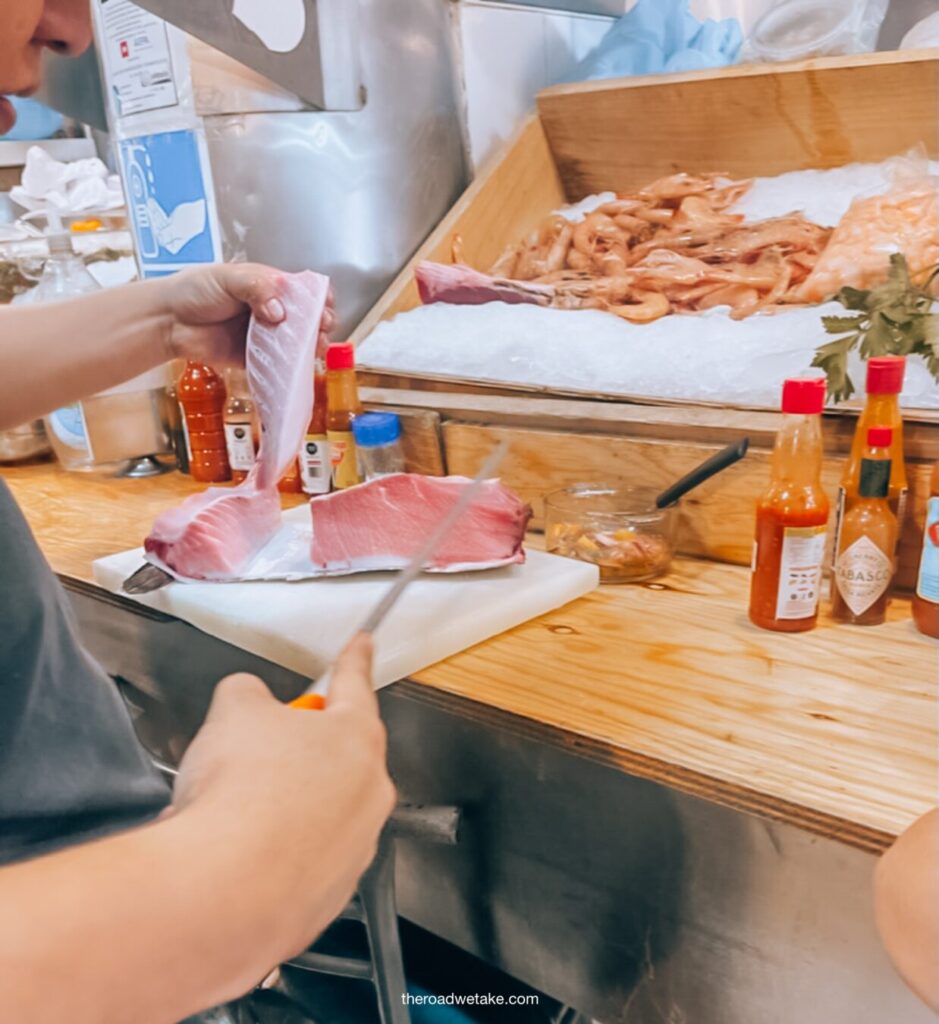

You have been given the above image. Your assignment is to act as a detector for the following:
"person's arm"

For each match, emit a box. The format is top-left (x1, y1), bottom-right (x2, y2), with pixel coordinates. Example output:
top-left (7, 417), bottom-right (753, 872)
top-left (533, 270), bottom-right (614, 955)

top-left (0, 635), bottom-right (395, 1024)
top-left (0, 263), bottom-right (334, 431)
top-left (874, 808), bottom-right (939, 1011)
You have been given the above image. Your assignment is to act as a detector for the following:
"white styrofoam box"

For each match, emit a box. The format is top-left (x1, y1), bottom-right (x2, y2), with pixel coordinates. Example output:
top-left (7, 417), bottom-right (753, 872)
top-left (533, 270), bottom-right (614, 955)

top-left (458, 2), bottom-right (614, 168)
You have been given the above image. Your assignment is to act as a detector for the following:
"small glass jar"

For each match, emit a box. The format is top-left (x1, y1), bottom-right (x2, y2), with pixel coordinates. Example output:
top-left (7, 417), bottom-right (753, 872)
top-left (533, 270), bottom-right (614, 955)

top-left (352, 412), bottom-right (406, 480)
top-left (544, 484), bottom-right (678, 584)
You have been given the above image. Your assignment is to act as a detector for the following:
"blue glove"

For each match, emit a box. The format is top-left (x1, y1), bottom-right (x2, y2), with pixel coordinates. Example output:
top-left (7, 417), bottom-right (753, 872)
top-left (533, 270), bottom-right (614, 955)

top-left (0, 97), bottom-right (64, 140)
top-left (574, 0), bottom-right (743, 81)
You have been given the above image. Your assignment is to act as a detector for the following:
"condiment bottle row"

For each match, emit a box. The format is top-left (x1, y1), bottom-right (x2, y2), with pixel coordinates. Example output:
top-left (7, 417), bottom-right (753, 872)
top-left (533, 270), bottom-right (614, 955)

top-left (173, 341), bottom-right (404, 492)
top-left (748, 358), bottom-right (937, 639)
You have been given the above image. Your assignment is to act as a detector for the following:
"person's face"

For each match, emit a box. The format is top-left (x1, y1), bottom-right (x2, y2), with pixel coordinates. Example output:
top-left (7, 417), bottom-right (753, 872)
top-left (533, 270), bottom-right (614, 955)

top-left (0, 0), bottom-right (93, 133)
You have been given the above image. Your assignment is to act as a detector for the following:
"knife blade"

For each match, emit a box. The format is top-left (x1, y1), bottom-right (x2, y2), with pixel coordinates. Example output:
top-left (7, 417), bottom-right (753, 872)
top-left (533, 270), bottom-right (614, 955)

top-left (293, 440), bottom-right (510, 705)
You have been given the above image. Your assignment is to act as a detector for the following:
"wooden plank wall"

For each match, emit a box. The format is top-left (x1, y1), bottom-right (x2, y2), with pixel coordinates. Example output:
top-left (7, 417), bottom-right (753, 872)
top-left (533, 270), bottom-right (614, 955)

top-left (537, 50), bottom-right (939, 199)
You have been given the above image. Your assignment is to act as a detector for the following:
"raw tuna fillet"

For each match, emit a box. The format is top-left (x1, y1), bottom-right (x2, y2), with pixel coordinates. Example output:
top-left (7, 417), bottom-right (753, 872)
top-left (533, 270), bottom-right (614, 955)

top-left (310, 473), bottom-right (532, 573)
top-left (248, 270), bottom-right (330, 489)
top-left (144, 270), bottom-right (330, 580)
top-left (145, 483), bottom-right (281, 581)
top-left (416, 261), bottom-right (553, 308)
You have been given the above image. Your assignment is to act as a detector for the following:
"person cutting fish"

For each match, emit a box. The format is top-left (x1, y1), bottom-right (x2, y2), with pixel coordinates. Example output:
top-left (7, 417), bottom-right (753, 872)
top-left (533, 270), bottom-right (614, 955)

top-left (0, 3), bottom-right (393, 1022)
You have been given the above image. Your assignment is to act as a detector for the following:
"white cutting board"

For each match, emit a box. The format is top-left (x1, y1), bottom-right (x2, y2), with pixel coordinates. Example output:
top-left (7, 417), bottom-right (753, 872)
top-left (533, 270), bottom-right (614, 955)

top-left (93, 533), bottom-right (598, 690)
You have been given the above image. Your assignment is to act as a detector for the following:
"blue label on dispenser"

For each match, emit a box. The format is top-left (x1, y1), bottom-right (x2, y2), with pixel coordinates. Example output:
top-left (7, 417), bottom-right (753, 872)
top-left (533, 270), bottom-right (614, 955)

top-left (917, 498), bottom-right (939, 603)
top-left (118, 129), bottom-right (221, 277)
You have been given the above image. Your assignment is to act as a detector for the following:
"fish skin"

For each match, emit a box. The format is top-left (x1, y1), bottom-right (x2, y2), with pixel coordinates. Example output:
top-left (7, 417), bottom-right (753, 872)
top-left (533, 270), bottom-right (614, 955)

top-left (415, 262), bottom-right (553, 308)
top-left (248, 270), bottom-right (330, 490)
top-left (310, 473), bottom-right (531, 573)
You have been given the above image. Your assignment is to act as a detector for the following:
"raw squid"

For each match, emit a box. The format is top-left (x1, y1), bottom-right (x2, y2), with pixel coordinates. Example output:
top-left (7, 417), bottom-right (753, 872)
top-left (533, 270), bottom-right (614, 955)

top-left (310, 474), bottom-right (531, 574)
top-left (144, 270), bottom-right (331, 580)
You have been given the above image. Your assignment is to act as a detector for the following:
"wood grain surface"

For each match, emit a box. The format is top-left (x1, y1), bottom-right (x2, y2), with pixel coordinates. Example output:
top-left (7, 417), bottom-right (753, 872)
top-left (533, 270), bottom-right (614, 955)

top-left (351, 114), bottom-right (565, 343)
top-left (538, 50), bottom-right (939, 199)
top-left (2, 461), bottom-right (936, 849)
top-left (442, 421), bottom-right (934, 590)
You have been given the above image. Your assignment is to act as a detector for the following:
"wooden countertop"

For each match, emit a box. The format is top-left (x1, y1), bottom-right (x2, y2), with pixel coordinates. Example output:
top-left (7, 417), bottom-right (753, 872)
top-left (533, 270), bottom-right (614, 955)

top-left (3, 460), bottom-right (936, 852)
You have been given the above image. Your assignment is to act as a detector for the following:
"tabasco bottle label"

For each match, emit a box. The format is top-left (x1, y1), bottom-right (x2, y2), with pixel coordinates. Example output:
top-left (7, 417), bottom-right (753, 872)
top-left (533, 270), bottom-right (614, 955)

top-left (835, 535), bottom-right (892, 616)
top-left (917, 498), bottom-right (939, 603)
top-left (775, 525), bottom-right (826, 620)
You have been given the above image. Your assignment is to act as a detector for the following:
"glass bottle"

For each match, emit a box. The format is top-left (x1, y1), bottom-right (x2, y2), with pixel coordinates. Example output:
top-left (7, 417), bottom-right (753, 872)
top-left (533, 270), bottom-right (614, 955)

top-left (749, 378), bottom-right (830, 633)
top-left (912, 462), bottom-right (939, 639)
top-left (325, 342), bottom-right (363, 490)
top-left (223, 368), bottom-right (258, 484)
top-left (833, 356), bottom-right (908, 563)
top-left (300, 360), bottom-right (331, 495)
top-left (177, 361), bottom-right (231, 483)
top-left (831, 426), bottom-right (896, 626)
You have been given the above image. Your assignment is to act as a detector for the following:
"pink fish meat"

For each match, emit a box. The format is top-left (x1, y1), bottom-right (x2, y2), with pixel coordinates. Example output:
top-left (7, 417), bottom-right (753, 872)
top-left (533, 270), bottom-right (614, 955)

top-left (144, 270), bottom-right (330, 580)
top-left (310, 473), bottom-right (532, 574)
top-left (144, 483), bottom-right (281, 581)
top-left (248, 270), bottom-right (330, 490)
top-left (415, 261), bottom-right (553, 308)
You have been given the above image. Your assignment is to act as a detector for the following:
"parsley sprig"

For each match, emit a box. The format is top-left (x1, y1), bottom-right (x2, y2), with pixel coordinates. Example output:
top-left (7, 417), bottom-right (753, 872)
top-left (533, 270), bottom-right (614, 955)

top-left (811, 254), bottom-right (939, 403)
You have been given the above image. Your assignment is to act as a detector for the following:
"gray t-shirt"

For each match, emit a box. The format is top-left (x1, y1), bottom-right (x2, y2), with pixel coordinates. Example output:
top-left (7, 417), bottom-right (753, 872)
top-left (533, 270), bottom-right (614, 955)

top-left (0, 479), bottom-right (169, 864)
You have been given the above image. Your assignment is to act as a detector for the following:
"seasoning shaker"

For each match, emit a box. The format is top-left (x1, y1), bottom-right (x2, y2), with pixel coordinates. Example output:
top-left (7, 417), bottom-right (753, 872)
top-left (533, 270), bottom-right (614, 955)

top-left (353, 412), bottom-right (405, 480)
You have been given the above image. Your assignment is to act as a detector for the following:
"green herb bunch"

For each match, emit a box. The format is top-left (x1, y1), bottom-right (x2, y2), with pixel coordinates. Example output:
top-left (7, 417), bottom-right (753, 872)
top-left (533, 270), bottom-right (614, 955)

top-left (812, 254), bottom-right (939, 403)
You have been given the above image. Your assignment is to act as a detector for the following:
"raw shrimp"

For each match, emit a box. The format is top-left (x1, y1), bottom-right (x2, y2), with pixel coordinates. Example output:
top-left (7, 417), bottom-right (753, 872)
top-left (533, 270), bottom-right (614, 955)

top-left (608, 291), bottom-right (671, 323)
top-left (572, 212), bottom-right (622, 257)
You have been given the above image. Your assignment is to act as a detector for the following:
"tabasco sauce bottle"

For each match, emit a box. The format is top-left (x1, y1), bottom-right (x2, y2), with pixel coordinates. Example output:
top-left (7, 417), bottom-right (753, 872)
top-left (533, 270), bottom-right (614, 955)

top-left (831, 427), bottom-right (896, 626)
top-left (300, 360), bottom-right (331, 495)
top-left (178, 361), bottom-right (232, 484)
top-left (325, 342), bottom-right (363, 490)
top-left (832, 356), bottom-right (908, 566)
top-left (749, 378), bottom-right (829, 633)
top-left (912, 461), bottom-right (939, 639)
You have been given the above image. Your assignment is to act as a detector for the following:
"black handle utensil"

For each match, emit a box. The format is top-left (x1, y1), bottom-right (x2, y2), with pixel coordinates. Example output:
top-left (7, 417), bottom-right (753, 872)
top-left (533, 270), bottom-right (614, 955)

top-left (655, 437), bottom-right (750, 509)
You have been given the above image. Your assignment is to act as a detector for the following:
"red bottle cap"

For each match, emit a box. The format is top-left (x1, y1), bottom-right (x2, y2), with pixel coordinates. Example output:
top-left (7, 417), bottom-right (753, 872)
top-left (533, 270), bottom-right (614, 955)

top-left (781, 378), bottom-right (826, 415)
top-left (867, 426), bottom-right (893, 448)
top-left (866, 356), bottom-right (905, 395)
top-left (326, 342), bottom-right (355, 371)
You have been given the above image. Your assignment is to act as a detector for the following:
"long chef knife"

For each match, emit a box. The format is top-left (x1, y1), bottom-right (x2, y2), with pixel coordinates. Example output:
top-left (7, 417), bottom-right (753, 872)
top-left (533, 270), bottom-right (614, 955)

top-left (291, 440), bottom-right (510, 707)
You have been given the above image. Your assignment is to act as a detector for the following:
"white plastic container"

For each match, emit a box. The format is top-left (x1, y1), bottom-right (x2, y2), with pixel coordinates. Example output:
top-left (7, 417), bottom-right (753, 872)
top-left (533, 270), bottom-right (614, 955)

top-left (745, 0), bottom-right (889, 62)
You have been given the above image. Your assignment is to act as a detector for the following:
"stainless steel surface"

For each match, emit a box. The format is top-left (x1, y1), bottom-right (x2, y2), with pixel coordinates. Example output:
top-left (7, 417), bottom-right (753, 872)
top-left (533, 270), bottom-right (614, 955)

top-left (37, 45), bottom-right (109, 132)
top-left (122, 562), bottom-right (174, 595)
top-left (82, 387), bottom-right (174, 463)
top-left (480, 0), bottom-right (627, 14)
top-left (135, 0), bottom-right (361, 110)
top-left (0, 421), bottom-right (50, 463)
top-left (65, 581), bottom-right (934, 1024)
top-left (200, 0), bottom-right (468, 335)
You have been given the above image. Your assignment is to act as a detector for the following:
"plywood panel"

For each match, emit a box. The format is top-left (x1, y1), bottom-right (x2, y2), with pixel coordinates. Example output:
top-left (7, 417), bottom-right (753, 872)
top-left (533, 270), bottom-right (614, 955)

top-left (537, 50), bottom-right (939, 199)
top-left (442, 421), bottom-right (934, 587)
top-left (412, 557), bottom-right (937, 849)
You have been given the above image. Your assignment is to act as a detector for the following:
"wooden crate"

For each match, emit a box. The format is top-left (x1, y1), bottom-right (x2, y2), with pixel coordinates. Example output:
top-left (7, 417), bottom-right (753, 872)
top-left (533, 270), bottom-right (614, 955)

top-left (352, 51), bottom-right (939, 586)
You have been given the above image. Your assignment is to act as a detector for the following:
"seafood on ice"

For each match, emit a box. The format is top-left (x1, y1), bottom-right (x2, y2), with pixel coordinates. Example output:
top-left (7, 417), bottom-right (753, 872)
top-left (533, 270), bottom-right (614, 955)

top-left (421, 164), bottom-right (939, 324)
top-left (310, 474), bottom-right (532, 574)
top-left (798, 174), bottom-right (939, 302)
top-left (145, 271), bottom-right (331, 580)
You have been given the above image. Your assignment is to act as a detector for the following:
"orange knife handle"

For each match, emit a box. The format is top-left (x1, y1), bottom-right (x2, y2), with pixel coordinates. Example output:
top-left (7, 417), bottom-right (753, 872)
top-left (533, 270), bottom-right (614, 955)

top-left (290, 693), bottom-right (326, 711)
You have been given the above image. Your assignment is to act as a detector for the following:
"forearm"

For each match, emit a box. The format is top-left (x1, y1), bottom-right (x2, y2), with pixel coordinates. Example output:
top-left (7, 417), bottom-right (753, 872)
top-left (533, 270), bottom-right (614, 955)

top-left (0, 279), bottom-right (172, 430)
top-left (0, 807), bottom-right (320, 1024)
